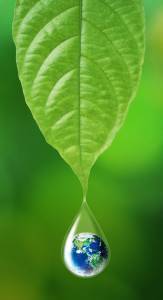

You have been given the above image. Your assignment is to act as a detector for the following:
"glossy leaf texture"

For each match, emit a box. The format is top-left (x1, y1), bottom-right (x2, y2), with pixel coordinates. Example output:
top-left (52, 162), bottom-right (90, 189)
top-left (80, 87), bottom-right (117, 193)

top-left (13, 0), bottom-right (145, 191)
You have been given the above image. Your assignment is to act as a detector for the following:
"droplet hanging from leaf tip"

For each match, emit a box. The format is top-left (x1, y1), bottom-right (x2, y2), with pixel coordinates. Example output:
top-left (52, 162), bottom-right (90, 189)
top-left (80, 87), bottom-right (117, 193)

top-left (62, 200), bottom-right (110, 277)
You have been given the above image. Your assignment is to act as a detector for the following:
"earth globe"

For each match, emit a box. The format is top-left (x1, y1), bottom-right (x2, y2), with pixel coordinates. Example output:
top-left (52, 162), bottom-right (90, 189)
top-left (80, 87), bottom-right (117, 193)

top-left (64, 232), bottom-right (109, 277)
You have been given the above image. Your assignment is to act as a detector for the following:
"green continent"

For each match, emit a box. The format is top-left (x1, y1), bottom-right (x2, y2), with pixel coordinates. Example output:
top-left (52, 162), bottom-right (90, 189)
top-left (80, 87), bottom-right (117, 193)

top-left (89, 253), bottom-right (102, 268)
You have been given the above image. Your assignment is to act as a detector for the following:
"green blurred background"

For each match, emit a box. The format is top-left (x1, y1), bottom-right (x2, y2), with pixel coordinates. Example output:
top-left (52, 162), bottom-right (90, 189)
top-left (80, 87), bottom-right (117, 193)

top-left (0, 1), bottom-right (163, 299)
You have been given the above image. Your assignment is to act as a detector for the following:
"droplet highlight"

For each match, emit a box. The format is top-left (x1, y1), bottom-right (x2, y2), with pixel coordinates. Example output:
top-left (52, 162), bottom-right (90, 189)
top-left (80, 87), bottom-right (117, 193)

top-left (62, 200), bottom-right (110, 277)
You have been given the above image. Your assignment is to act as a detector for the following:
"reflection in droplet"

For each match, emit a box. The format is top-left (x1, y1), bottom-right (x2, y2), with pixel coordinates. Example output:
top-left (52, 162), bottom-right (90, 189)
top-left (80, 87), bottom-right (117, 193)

top-left (62, 200), bottom-right (110, 277)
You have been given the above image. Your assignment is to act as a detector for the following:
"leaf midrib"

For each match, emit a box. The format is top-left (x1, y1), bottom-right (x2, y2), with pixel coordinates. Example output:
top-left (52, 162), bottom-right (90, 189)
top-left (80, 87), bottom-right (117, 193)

top-left (78, 0), bottom-right (83, 167)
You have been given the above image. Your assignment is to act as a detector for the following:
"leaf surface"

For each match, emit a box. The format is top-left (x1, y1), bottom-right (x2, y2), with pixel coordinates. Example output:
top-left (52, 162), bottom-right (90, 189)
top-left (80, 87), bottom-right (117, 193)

top-left (13, 0), bottom-right (145, 191)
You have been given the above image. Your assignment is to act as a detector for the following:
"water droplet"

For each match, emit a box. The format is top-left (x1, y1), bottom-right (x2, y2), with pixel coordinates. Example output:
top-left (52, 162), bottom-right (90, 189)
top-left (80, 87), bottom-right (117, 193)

top-left (62, 200), bottom-right (110, 278)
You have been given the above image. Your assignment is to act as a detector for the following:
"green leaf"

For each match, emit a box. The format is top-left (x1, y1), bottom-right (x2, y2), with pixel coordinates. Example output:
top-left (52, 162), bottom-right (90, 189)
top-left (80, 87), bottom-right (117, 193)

top-left (13, 0), bottom-right (145, 192)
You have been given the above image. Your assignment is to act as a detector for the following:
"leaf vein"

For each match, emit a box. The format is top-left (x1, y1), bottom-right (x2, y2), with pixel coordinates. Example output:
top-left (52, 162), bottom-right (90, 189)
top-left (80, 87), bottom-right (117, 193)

top-left (82, 54), bottom-right (118, 106)
top-left (46, 68), bottom-right (77, 108)
top-left (99, 0), bottom-right (140, 51)
top-left (78, 0), bottom-right (83, 166)
top-left (82, 18), bottom-right (132, 85)
top-left (20, 5), bottom-right (79, 70)
top-left (30, 36), bottom-right (78, 92)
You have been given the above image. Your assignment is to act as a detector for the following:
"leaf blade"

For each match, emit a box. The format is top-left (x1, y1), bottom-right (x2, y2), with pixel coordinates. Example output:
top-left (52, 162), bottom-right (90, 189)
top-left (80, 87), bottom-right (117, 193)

top-left (13, 0), bottom-right (145, 191)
